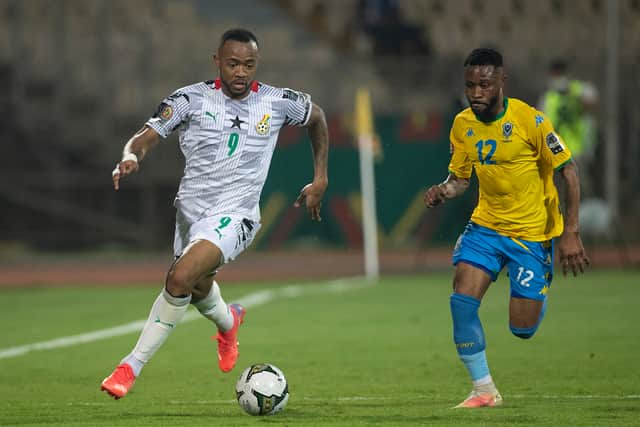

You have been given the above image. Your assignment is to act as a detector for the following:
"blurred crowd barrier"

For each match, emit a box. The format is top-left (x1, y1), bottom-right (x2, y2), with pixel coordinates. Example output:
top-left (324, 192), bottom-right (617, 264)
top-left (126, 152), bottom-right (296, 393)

top-left (1, 0), bottom-right (638, 261)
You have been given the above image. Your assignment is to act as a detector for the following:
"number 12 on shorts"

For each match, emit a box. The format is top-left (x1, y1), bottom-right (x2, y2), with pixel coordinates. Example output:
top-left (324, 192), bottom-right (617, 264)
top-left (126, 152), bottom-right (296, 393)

top-left (515, 266), bottom-right (534, 287)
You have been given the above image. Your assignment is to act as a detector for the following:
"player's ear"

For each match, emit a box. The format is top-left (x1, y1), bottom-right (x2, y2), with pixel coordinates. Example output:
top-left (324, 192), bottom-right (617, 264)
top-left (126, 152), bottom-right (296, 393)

top-left (213, 53), bottom-right (220, 68)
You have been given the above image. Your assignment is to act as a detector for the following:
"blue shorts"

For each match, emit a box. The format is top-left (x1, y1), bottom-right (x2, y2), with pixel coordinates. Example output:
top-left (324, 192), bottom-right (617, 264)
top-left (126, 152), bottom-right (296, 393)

top-left (452, 222), bottom-right (554, 301)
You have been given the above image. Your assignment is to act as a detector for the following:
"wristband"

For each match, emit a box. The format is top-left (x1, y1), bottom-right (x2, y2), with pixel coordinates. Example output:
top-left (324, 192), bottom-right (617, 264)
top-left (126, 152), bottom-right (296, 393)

top-left (122, 152), bottom-right (138, 163)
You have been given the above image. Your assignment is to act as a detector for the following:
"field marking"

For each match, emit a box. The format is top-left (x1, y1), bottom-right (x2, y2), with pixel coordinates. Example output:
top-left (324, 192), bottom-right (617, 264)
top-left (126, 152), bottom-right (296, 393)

top-left (64, 394), bottom-right (640, 407)
top-left (305, 394), bottom-right (640, 401)
top-left (0, 277), bottom-right (371, 360)
top-left (162, 394), bottom-right (640, 406)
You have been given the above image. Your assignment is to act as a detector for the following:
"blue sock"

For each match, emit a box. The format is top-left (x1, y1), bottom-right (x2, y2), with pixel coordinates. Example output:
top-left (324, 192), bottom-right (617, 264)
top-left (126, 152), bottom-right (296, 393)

top-left (460, 351), bottom-right (490, 383)
top-left (450, 293), bottom-right (490, 382)
top-left (510, 298), bottom-right (548, 339)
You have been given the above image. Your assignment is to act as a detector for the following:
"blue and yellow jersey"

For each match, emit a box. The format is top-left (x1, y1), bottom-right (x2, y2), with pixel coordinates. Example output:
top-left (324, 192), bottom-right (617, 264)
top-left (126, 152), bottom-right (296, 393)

top-left (448, 97), bottom-right (572, 241)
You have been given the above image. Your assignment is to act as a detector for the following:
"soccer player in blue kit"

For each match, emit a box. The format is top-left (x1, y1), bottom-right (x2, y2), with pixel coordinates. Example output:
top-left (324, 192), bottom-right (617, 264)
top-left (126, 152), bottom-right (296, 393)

top-left (424, 48), bottom-right (590, 408)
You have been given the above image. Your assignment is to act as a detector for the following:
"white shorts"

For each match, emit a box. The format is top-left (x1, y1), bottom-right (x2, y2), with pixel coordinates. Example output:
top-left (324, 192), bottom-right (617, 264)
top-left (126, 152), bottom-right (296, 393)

top-left (173, 213), bottom-right (261, 264)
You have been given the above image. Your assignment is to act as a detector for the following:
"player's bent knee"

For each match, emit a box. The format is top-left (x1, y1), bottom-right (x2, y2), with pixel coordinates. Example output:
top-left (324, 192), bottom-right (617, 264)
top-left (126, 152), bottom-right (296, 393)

top-left (509, 324), bottom-right (538, 339)
top-left (165, 267), bottom-right (194, 296)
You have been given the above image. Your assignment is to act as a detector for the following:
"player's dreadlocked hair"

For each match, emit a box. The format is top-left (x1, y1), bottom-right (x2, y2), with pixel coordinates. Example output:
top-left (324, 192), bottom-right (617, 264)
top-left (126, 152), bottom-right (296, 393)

top-left (464, 48), bottom-right (503, 68)
top-left (220, 28), bottom-right (259, 49)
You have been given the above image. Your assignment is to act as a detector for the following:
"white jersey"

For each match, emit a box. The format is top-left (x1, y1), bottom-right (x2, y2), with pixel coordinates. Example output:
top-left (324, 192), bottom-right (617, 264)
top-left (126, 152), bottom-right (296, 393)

top-left (146, 79), bottom-right (312, 225)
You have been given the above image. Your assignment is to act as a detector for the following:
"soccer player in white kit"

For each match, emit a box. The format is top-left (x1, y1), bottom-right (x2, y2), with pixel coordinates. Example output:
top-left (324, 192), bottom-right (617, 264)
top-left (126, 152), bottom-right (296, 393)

top-left (101, 29), bottom-right (329, 400)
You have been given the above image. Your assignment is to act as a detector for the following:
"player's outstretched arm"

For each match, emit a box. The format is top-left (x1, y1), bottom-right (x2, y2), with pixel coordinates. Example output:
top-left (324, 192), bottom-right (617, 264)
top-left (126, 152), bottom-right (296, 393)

top-left (556, 160), bottom-right (590, 276)
top-left (112, 126), bottom-right (161, 190)
top-left (424, 173), bottom-right (470, 208)
top-left (294, 102), bottom-right (329, 222)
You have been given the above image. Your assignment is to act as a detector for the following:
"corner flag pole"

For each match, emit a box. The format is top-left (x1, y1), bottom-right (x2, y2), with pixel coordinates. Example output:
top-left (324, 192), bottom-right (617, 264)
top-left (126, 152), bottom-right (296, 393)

top-left (605, 0), bottom-right (619, 220)
top-left (355, 88), bottom-right (379, 281)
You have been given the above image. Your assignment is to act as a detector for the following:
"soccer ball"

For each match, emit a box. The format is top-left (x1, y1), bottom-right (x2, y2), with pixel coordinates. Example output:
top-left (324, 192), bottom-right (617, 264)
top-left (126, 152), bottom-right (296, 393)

top-left (235, 363), bottom-right (289, 416)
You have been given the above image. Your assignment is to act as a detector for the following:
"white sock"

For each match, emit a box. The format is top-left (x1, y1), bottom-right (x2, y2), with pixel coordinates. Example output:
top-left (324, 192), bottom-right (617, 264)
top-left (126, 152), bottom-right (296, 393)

top-left (192, 280), bottom-right (233, 332)
top-left (122, 288), bottom-right (191, 376)
top-left (473, 375), bottom-right (497, 392)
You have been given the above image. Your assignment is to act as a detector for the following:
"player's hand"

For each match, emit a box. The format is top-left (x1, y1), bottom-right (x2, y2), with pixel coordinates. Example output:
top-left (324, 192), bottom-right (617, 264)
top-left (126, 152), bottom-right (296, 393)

top-left (557, 231), bottom-right (590, 276)
top-left (112, 158), bottom-right (139, 190)
top-left (424, 184), bottom-right (447, 208)
top-left (294, 180), bottom-right (327, 222)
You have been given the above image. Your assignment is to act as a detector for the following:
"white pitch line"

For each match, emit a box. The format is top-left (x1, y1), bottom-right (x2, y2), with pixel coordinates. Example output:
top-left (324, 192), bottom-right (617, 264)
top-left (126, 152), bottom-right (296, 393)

top-left (0, 277), bottom-right (370, 360)
top-left (510, 394), bottom-right (640, 400)
top-left (303, 395), bottom-right (640, 401)
top-left (301, 395), bottom-right (640, 402)
top-left (163, 394), bottom-right (640, 405)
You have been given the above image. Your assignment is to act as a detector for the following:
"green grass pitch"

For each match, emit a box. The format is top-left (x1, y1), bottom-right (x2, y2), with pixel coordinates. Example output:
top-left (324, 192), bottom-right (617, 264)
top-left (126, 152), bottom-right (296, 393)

top-left (0, 270), bottom-right (638, 426)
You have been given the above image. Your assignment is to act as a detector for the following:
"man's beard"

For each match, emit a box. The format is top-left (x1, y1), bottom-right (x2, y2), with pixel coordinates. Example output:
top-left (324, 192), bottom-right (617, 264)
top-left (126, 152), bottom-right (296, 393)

top-left (473, 95), bottom-right (499, 121)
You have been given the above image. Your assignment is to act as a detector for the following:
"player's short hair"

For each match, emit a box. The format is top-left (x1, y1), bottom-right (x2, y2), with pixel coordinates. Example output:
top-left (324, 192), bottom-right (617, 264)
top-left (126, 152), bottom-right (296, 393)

top-left (219, 28), bottom-right (259, 49)
top-left (464, 48), bottom-right (503, 68)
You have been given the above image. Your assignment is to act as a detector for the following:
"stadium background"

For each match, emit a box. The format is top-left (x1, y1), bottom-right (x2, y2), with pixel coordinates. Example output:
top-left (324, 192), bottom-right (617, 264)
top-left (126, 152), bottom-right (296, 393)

top-left (1, 0), bottom-right (639, 285)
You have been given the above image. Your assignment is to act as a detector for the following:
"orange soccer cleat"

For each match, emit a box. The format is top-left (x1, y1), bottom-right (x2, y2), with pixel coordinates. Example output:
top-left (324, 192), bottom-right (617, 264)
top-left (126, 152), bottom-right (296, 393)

top-left (215, 303), bottom-right (246, 373)
top-left (101, 363), bottom-right (136, 400)
top-left (454, 390), bottom-right (503, 408)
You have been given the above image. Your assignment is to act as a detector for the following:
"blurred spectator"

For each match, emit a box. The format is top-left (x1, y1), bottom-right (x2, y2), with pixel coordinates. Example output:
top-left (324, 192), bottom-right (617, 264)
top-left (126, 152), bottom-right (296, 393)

top-left (306, 1), bottom-right (329, 35)
top-left (356, 0), bottom-right (430, 56)
top-left (538, 60), bottom-right (599, 196)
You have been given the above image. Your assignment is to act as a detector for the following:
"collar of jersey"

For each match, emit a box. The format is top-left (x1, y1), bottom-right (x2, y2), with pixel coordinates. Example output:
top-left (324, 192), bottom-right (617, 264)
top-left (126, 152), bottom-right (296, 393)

top-left (473, 97), bottom-right (508, 123)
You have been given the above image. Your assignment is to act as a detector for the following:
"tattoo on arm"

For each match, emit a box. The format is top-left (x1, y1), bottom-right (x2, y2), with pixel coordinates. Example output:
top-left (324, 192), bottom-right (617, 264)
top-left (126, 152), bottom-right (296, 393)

top-left (559, 161), bottom-right (581, 232)
top-left (440, 174), bottom-right (470, 199)
top-left (306, 104), bottom-right (329, 182)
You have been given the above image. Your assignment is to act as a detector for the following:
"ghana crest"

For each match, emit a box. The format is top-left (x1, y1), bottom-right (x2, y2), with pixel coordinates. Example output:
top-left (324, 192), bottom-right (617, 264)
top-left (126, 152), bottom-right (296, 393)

top-left (256, 114), bottom-right (271, 135)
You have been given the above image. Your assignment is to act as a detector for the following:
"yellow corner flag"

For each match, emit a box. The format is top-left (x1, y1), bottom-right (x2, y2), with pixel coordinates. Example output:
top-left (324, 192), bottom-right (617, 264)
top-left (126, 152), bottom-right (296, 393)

top-left (354, 88), bottom-right (382, 159)
top-left (354, 87), bottom-right (380, 280)
top-left (355, 88), bottom-right (374, 136)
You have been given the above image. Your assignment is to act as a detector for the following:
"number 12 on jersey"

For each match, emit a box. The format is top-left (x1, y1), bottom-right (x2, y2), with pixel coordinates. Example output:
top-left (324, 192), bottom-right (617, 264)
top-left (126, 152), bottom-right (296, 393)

top-left (475, 139), bottom-right (497, 165)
